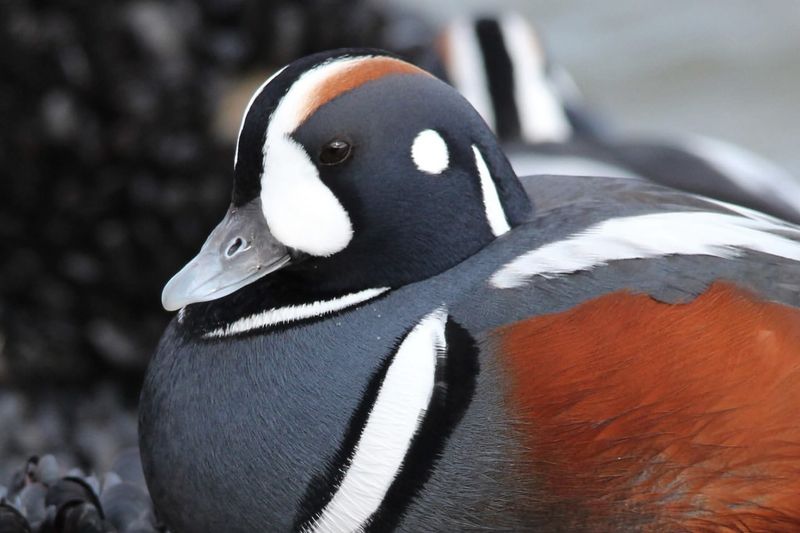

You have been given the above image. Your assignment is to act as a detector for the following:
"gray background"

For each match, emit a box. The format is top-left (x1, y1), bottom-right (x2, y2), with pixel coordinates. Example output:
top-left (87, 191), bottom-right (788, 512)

top-left (386, 0), bottom-right (800, 177)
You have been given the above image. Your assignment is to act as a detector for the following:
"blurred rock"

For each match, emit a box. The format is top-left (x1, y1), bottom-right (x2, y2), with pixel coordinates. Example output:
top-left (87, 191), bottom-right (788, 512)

top-left (0, 502), bottom-right (32, 533)
top-left (0, 386), bottom-right (138, 485)
top-left (1, 450), bottom-right (159, 532)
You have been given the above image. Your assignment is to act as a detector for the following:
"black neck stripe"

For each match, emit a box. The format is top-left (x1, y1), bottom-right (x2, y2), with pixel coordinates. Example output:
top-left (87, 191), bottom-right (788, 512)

top-left (292, 337), bottom-right (394, 530)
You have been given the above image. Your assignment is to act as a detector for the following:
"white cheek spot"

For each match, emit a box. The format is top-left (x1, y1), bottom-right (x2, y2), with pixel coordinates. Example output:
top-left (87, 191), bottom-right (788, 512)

top-left (411, 129), bottom-right (449, 175)
top-left (261, 137), bottom-right (353, 257)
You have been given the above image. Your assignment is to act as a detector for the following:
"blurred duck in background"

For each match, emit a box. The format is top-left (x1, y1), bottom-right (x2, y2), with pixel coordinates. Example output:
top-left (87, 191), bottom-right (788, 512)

top-left (431, 12), bottom-right (800, 223)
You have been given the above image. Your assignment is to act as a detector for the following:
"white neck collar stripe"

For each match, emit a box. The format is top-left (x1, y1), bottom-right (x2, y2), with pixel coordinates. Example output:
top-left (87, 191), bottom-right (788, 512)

top-left (203, 287), bottom-right (390, 338)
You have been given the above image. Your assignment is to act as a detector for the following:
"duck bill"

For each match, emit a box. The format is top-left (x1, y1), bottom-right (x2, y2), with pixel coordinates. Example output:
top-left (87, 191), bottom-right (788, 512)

top-left (161, 199), bottom-right (290, 311)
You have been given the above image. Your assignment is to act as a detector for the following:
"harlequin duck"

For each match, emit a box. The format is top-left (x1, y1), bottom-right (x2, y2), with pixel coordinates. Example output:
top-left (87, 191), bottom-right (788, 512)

top-left (140, 49), bottom-right (800, 532)
top-left (433, 13), bottom-right (800, 223)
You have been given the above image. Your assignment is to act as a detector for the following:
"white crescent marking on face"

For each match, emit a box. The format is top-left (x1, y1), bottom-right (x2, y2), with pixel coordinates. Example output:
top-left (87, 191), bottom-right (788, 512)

top-left (261, 135), bottom-right (353, 256)
top-left (260, 57), bottom-right (374, 256)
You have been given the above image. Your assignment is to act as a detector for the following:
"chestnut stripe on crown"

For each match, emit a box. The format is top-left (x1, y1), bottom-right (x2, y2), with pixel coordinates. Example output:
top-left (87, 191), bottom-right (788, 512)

top-left (299, 56), bottom-right (431, 130)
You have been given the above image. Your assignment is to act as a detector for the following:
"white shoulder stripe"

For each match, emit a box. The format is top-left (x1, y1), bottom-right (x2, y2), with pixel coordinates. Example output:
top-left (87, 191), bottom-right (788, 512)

top-left (203, 287), bottom-right (389, 338)
top-left (306, 308), bottom-right (447, 533)
top-left (491, 211), bottom-right (800, 289)
top-left (473, 146), bottom-right (511, 237)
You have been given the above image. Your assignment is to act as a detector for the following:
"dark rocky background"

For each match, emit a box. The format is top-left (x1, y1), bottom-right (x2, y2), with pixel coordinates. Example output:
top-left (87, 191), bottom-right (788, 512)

top-left (0, 0), bottom-right (434, 490)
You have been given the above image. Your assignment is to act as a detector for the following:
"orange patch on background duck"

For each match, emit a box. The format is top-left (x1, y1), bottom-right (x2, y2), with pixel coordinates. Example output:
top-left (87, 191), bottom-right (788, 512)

top-left (498, 282), bottom-right (800, 530)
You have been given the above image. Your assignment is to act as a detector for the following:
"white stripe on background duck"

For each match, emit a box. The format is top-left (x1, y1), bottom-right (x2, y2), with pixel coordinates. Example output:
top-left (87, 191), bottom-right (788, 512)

top-left (140, 49), bottom-right (800, 532)
top-left (432, 12), bottom-right (800, 224)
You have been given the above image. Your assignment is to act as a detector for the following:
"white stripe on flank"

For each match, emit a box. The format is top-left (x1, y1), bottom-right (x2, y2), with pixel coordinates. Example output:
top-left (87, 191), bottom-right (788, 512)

top-left (444, 18), bottom-right (496, 131)
top-left (306, 308), bottom-right (447, 533)
top-left (499, 12), bottom-right (571, 143)
top-left (233, 65), bottom-right (287, 167)
top-left (491, 211), bottom-right (800, 289)
top-left (203, 287), bottom-right (389, 338)
top-left (473, 145), bottom-right (511, 237)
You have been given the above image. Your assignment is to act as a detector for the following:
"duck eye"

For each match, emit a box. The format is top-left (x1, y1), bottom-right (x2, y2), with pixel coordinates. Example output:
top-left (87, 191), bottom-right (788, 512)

top-left (319, 139), bottom-right (352, 166)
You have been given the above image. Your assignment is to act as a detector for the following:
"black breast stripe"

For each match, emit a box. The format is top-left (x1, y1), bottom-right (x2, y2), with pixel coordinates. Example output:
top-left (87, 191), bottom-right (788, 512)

top-left (292, 317), bottom-right (480, 531)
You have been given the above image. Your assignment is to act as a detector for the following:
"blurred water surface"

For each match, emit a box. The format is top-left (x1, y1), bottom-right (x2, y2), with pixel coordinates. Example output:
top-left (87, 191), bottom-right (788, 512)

top-left (385, 0), bottom-right (800, 177)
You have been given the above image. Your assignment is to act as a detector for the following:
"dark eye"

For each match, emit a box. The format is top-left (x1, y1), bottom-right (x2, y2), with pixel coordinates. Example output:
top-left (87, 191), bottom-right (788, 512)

top-left (319, 139), bottom-right (352, 166)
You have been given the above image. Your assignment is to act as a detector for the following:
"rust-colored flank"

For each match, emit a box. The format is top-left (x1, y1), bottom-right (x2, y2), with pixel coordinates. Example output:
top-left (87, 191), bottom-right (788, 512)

top-left (497, 282), bottom-right (800, 530)
top-left (301, 56), bottom-right (430, 125)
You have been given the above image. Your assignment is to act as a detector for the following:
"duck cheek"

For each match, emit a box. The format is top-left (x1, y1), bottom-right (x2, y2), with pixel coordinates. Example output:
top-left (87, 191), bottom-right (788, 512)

top-left (261, 137), bottom-right (354, 257)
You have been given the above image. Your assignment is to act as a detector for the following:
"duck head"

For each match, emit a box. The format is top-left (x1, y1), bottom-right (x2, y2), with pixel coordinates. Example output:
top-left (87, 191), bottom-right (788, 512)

top-left (162, 49), bottom-right (531, 332)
